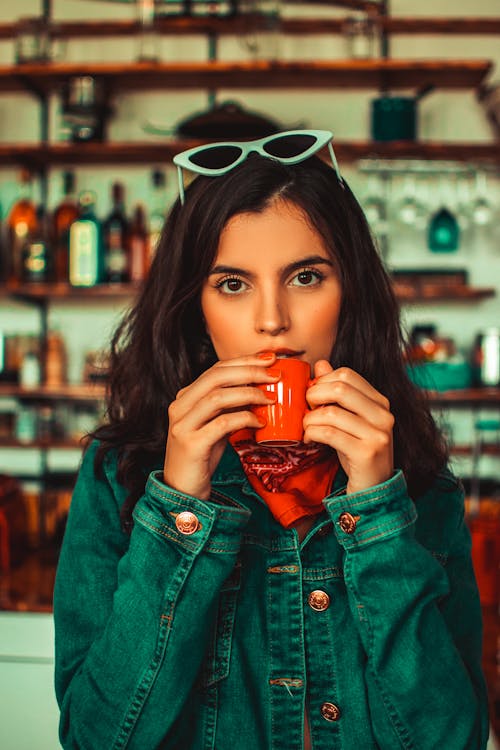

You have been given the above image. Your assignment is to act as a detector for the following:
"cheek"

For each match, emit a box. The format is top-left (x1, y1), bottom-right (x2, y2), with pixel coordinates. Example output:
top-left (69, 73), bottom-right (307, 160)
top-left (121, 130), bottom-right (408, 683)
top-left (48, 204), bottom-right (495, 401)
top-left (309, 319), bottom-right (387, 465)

top-left (307, 298), bottom-right (341, 338)
top-left (201, 296), bottom-right (245, 356)
top-left (303, 302), bottom-right (341, 359)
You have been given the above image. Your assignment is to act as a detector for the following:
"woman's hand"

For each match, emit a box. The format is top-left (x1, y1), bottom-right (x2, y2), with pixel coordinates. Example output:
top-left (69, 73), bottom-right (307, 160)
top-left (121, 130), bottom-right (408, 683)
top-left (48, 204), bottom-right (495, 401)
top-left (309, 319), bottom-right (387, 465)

top-left (164, 354), bottom-right (279, 500)
top-left (304, 360), bottom-right (394, 495)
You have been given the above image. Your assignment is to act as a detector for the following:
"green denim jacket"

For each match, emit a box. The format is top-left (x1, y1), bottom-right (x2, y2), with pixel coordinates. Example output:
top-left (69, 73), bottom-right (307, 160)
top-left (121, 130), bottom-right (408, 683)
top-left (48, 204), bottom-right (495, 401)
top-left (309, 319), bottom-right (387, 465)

top-left (54, 440), bottom-right (489, 749)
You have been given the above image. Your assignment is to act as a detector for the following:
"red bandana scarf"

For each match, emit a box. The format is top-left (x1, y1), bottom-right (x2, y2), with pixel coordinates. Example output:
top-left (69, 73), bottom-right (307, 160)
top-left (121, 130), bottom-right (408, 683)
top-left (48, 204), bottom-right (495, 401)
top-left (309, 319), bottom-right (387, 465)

top-left (229, 429), bottom-right (339, 528)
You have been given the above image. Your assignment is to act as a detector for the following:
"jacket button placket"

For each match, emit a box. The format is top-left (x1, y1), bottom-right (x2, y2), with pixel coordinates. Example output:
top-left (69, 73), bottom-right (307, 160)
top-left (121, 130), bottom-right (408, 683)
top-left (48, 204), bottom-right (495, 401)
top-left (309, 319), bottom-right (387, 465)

top-left (267, 549), bottom-right (305, 750)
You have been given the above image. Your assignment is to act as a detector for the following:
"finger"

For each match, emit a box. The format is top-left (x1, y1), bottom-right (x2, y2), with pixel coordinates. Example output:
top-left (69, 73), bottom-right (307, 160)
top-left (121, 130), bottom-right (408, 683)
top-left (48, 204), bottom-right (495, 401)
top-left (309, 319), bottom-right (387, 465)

top-left (216, 351), bottom-right (277, 369)
top-left (307, 379), bottom-right (391, 425)
top-left (200, 409), bottom-right (266, 444)
top-left (173, 385), bottom-right (276, 432)
top-left (309, 366), bottom-right (389, 410)
top-left (307, 383), bottom-right (394, 433)
top-left (304, 404), bottom-right (392, 443)
top-left (303, 422), bottom-right (359, 453)
top-left (173, 361), bottom-right (280, 416)
top-left (313, 359), bottom-right (334, 378)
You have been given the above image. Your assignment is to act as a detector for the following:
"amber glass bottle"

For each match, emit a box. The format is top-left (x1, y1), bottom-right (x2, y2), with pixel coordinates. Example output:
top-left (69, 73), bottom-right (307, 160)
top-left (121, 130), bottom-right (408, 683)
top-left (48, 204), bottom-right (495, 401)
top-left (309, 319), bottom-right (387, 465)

top-left (21, 206), bottom-right (51, 283)
top-left (7, 170), bottom-right (38, 284)
top-left (52, 171), bottom-right (79, 283)
top-left (128, 204), bottom-right (149, 282)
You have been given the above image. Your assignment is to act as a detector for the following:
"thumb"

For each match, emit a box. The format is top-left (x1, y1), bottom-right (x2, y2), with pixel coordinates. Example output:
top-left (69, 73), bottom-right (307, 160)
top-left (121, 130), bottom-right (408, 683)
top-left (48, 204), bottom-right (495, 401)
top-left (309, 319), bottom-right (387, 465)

top-left (314, 359), bottom-right (333, 378)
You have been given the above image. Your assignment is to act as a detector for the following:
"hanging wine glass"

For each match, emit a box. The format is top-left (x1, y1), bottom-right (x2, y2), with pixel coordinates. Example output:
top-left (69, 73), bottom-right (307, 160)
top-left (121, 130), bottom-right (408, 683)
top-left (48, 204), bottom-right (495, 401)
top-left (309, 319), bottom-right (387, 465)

top-left (361, 173), bottom-right (387, 234)
top-left (451, 173), bottom-right (473, 233)
top-left (238, 1), bottom-right (282, 61)
top-left (471, 171), bottom-right (494, 227)
top-left (136, 0), bottom-right (160, 62)
top-left (394, 173), bottom-right (427, 229)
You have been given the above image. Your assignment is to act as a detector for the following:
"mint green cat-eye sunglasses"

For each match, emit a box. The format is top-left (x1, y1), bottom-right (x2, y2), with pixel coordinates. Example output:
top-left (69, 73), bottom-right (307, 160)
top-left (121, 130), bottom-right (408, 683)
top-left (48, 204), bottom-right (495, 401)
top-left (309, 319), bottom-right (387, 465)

top-left (173, 129), bottom-right (343, 204)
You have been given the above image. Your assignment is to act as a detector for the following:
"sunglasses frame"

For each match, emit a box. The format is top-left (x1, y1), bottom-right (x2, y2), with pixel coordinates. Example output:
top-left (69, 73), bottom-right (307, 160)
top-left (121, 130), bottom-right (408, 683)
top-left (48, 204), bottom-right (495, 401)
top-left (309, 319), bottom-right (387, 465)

top-left (173, 129), bottom-right (343, 204)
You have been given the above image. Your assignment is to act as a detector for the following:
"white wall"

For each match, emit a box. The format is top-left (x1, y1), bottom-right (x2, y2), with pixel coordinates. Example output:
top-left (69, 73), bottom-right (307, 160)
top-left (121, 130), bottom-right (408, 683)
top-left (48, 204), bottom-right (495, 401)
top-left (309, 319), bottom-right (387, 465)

top-left (0, 612), bottom-right (60, 750)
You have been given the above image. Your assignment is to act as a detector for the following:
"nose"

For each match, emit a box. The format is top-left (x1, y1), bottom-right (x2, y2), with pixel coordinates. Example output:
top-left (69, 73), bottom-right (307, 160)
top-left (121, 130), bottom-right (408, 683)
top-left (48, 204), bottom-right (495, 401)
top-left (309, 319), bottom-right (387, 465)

top-left (254, 287), bottom-right (290, 336)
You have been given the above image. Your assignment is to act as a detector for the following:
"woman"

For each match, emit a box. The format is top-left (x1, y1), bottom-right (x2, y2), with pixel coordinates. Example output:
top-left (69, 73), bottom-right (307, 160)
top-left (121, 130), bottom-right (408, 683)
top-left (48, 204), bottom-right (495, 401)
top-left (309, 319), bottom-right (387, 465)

top-left (54, 131), bottom-right (488, 749)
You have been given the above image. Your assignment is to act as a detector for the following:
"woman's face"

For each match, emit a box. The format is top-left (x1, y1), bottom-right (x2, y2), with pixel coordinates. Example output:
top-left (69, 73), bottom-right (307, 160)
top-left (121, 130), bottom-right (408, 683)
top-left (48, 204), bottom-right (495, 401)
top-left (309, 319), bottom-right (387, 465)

top-left (201, 199), bottom-right (342, 370)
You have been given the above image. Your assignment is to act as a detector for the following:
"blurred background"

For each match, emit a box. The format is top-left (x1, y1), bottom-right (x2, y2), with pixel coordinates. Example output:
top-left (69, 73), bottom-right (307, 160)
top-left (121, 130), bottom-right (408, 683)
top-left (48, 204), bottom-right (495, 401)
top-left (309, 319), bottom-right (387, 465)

top-left (0, 1), bottom-right (499, 747)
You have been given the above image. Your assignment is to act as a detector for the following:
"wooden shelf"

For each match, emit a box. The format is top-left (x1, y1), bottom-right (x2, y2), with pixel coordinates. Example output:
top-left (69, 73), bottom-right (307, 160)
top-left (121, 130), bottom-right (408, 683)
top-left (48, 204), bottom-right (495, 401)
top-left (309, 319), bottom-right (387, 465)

top-left (451, 444), bottom-right (500, 457)
top-left (1, 281), bottom-right (494, 304)
top-left (1, 282), bottom-right (495, 308)
top-left (2, 17), bottom-right (500, 40)
top-left (0, 437), bottom-right (87, 449)
top-left (428, 388), bottom-right (500, 405)
top-left (2, 282), bottom-right (139, 301)
top-left (0, 59), bottom-right (492, 95)
top-left (0, 384), bottom-right (105, 401)
top-left (1, 140), bottom-right (499, 168)
top-left (394, 286), bottom-right (496, 303)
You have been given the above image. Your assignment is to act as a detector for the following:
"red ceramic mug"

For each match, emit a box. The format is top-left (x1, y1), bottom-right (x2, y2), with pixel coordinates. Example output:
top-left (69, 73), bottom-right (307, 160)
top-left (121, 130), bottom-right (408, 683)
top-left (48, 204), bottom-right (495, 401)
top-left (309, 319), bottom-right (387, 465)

top-left (252, 358), bottom-right (311, 446)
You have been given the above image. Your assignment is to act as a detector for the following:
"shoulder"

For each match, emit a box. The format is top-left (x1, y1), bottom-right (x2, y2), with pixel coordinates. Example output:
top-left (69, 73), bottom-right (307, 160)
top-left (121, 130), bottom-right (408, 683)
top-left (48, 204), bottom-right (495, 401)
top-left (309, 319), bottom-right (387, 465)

top-left (413, 468), bottom-right (467, 558)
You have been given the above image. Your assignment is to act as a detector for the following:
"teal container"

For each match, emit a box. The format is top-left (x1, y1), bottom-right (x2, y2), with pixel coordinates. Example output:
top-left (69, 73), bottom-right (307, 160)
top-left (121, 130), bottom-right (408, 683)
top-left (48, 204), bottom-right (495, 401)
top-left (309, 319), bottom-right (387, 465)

top-left (407, 361), bottom-right (472, 392)
top-left (428, 207), bottom-right (460, 252)
top-left (371, 96), bottom-right (417, 142)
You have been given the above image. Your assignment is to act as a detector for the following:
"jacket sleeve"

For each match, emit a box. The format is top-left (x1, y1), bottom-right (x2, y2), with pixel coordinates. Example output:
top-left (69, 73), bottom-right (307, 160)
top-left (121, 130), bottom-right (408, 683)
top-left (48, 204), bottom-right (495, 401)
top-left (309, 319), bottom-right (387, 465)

top-left (323, 469), bottom-right (490, 750)
top-left (53, 442), bottom-right (250, 750)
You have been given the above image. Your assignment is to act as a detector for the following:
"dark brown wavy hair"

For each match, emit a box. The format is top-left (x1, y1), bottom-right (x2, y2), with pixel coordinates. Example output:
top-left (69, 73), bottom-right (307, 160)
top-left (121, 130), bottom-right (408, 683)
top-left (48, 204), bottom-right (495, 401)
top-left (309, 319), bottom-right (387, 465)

top-left (91, 153), bottom-right (448, 530)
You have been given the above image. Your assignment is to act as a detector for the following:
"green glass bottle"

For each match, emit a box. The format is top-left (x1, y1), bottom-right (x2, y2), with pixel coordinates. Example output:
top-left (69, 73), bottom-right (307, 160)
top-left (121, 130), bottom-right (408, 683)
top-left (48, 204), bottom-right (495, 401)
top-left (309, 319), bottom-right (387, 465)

top-left (69, 191), bottom-right (103, 287)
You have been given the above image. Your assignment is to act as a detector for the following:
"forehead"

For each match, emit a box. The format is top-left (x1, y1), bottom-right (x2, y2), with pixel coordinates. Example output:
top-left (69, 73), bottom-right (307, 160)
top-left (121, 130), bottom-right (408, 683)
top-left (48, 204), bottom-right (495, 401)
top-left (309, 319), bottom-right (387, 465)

top-left (215, 199), bottom-right (330, 264)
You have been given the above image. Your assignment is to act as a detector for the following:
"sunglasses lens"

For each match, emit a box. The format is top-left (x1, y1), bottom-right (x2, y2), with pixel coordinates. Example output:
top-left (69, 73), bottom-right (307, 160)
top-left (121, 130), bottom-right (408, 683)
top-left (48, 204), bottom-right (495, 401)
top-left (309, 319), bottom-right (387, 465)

top-left (189, 145), bottom-right (243, 169)
top-left (263, 133), bottom-right (317, 159)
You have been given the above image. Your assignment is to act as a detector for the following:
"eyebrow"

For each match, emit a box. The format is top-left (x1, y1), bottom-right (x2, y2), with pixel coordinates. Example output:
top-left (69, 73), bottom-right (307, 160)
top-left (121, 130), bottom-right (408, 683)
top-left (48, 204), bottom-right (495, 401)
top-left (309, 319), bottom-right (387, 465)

top-left (208, 255), bottom-right (334, 278)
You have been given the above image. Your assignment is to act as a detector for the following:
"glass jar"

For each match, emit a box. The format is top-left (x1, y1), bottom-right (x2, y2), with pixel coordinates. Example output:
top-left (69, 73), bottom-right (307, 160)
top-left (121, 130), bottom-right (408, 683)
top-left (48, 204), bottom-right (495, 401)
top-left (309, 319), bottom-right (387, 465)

top-left (14, 16), bottom-right (64, 64)
top-left (343, 12), bottom-right (378, 60)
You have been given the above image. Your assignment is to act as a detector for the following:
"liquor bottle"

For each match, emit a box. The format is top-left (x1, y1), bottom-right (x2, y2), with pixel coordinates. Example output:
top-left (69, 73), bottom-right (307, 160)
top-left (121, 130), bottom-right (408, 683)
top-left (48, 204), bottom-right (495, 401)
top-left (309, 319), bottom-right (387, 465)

top-left (69, 191), bottom-right (103, 287)
top-left (45, 329), bottom-right (67, 387)
top-left (21, 206), bottom-right (51, 283)
top-left (103, 182), bottom-right (129, 283)
top-left (52, 171), bottom-right (79, 283)
top-left (7, 170), bottom-right (38, 284)
top-left (128, 204), bottom-right (149, 282)
top-left (148, 169), bottom-right (167, 265)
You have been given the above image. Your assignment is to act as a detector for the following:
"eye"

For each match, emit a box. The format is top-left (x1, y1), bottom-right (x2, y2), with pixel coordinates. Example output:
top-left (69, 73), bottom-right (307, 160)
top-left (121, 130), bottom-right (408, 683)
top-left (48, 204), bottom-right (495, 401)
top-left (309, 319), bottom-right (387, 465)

top-left (290, 268), bottom-right (325, 287)
top-left (214, 275), bottom-right (248, 294)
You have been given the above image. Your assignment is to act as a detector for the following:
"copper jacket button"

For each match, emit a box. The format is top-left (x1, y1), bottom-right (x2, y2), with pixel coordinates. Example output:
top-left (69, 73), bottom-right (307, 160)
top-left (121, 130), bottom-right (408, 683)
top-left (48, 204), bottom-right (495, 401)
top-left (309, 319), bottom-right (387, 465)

top-left (308, 590), bottom-right (330, 612)
top-left (175, 511), bottom-right (199, 535)
top-left (321, 702), bottom-right (341, 722)
top-left (338, 511), bottom-right (359, 534)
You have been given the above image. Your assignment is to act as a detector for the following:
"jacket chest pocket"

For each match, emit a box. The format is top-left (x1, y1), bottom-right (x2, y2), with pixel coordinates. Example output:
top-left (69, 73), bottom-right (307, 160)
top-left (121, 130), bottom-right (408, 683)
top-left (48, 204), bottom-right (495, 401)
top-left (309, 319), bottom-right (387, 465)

top-left (200, 561), bottom-right (241, 688)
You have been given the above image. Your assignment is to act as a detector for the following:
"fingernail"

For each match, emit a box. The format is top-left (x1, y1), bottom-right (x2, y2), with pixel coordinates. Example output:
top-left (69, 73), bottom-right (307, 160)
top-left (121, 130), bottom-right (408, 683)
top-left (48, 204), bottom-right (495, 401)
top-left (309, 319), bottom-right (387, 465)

top-left (266, 367), bottom-right (281, 378)
top-left (265, 393), bottom-right (277, 402)
top-left (258, 351), bottom-right (275, 360)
